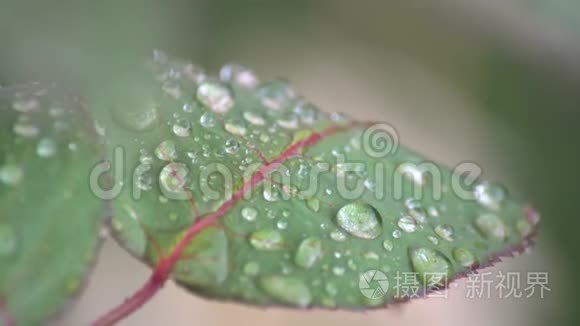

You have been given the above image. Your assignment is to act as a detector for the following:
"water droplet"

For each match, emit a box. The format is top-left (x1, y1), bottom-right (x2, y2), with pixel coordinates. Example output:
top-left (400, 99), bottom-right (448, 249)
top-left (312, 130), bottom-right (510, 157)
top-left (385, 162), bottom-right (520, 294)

top-left (13, 122), bottom-right (39, 138)
top-left (159, 163), bottom-right (189, 195)
top-left (220, 63), bottom-right (259, 88)
top-left (398, 216), bottom-right (418, 233)
top-left (241, 206), bottom-right (258, 222)
top-left (409, 248), bottom-right (451, 286)
top-left (196, 81), bottom-right (234, 114)
top-left (293, 101), bottom-right (317, 125)
top-left (200, 112), bottom-right (216, 128)
top-left (332, 266), bottom-right (346, 276)
top-left (330, 229), bottom-right (347, 242)
top-left (243, 261), bottom-right (260, 276)
top-left (0, 224), bottom-right (17, 257)
top-left (452, 247), bottom-right (476, 268)
top-left (243, 111), bottom-right (266, 126)
top-left (224, 120), bottom-right (247, 136)
top-left (336, 202), bottom-right (382, 239)
top-left (37, 138), bottom-right (57, 158)
top-left (12, 97), bottom-right (40, 113)
top-left (0, 164), bottom-right (23, 186)
top-left (134, 163), bottom-right (153, 191)
top-left (249, 229), bottom-right (285, 250)
top-left (404, 198), bottom-right (427, 224)
top-left (382, 239), bottom-right (394, 252)
top-left (259, 276), bottom-right (311, 307)
top-left (224, 139), bottom-right (240, 154)
top-left (474, 182), bottom-right (506, 211)
top-left (172, 119), bottom-right (192, 137)
top-left (263, 187), bottom-right (281, 202)
top-left (305, 197), bottom-right (320, 212)
top-left (475, 213), bottom-right (507, 241)
top-left (257, 80), bottom-right (295, 111)
top-left (294, 237), bottom-right (323, 269)
top-left (155, 140), bottom-right (177, 161)
top-left (270, 215), bottom-right (286, 228)
top-left (392, 230), bottom-right (402, 239)
top-left (434, 224), bottom-right (455, 241)
top-left (427, 235), bottom-right (439, 245)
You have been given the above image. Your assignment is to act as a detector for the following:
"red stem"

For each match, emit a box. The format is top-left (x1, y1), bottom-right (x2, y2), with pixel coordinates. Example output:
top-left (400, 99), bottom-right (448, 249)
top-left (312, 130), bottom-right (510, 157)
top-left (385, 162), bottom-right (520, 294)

top-left (92, 122), bottom-right (361, 326)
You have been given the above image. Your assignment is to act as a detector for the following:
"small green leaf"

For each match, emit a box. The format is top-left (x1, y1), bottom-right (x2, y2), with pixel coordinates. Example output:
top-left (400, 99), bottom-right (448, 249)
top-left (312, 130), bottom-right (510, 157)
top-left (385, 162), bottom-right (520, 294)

top-left (0, 85), bottom-right (103, 324)
top-left (102, 52), bottom-right (539, 309)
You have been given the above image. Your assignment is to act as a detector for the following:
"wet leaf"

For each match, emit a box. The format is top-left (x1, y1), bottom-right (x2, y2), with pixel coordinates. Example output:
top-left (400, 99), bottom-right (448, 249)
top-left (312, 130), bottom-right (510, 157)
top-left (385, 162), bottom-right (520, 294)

top-left (101, 52), bottom-right (539, 309)
top-left (0, 84), bottom-right (103, 324)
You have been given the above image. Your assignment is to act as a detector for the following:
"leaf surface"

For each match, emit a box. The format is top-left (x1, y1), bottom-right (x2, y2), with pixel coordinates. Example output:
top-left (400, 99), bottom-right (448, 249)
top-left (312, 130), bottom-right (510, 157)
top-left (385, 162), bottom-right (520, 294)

top-left (0, 85), bottom-right (103, 324)
top-left (101, 53), bottom-right (539, 309)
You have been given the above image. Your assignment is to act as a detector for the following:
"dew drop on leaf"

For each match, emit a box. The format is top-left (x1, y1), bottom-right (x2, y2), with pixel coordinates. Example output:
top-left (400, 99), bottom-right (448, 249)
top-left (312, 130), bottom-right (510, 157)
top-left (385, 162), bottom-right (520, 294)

top-left (241, 206), bottom-right (258, 222)
top-left (196, 81), bottom-right (234, 114)
top-left (474, 181), bottom-right (506, 211)
top-left (452, 247), bottom-right (476, 268)
top-left (199, 112), bottom-right (216, 128)
top-left (382, 239), bottom-right (394, 252)
top-left (398, 216), bottom-right (418, 233)
top-left (434, 224), bottom-right (455, 241)
top-left (154, 140), bottom-right (177, 161)
top-left (249, 229), bottom-right (285, 250)
top-left (259, 276), bottom-right (311, 307)
top-left (336, 202), bottom-right (382, 239)
top-left (475, 213), bottom-right (508, 241)
top-left (0, 164), bottom-right (23, 186)
top-left (36, 138), bottom-right (57, 158)
top-left (409, 247), bottom-right (451, 286)
top-left (294, 237), bottom-right (323, 269)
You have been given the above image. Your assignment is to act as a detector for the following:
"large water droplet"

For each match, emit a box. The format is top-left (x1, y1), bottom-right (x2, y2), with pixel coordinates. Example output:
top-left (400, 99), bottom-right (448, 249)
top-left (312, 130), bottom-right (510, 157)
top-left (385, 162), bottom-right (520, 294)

top-left (404, 198), bottom-right (427, 224)
top-left (257, 80), bottom-right (295, 111)
top-left (241, 206), bottom-right (258, 222)
top-left (13, 121), bottom-right (40, 138)
top-left (220, 63), bottom-right (259, 88)
top-left (155, 140), bottom-right (177, 161)
top-left (434, 224), bottom-right (455, 241)
top-left (172, 119), bottom-right (192, 137)
top-left (294, 237), bottom-right (323, 269)
top-left (398, 216), bottom-right (418, 233)
top-left (0, 224), bottom-right (17, 257)
top-left (37, 138), bottom-right (57, 158)
top-left (336, 202), bottom-right (382, 239)
top-left (452, 247), bottom-right (476, 268)
top-left (382, 239), bottom-right (394, 252)
top-left (475, 213), bottom-right (507, 241)
top-left (409, 248), bottom-right (451, 287)
top-left (305, 197), bottom-right (320, 212)
top-left (249, 229), bottom-right (285, 250)
top-left (200, 112), bottom-right (217, 128)
top-left (474, 182), bottom-right (506, 211)
top-left (159, 163), bottom-right (189, 195)
top-left (259, 276), bottom-right (312, 307)
top-left (0, 164), bottom-right (23, 186)
top-left (196, 81), bottom-right (234, 114)
top-left (224, 139), bottom-right (240, 154)
top-left (134, 163), bottom-right (153, 191)
top-left (243, 111), bottom-right (265, 126)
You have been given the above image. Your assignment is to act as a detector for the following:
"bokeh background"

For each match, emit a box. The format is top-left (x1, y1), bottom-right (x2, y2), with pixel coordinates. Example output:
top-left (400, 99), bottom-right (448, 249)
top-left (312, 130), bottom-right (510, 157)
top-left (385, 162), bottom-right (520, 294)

top-left (0, 1), bottom-right (578, 325)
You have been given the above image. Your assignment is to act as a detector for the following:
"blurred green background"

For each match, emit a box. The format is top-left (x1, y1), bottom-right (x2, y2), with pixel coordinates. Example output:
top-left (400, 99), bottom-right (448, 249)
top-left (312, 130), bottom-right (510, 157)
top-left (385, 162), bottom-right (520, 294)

top-left (1, 1), bottom-right (578, 325)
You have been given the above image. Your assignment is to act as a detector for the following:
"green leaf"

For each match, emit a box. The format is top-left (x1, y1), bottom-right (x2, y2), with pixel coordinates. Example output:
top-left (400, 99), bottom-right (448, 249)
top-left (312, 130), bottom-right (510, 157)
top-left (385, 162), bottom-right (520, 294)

top-left (0, 85), bottom-right (103, 324)
top-left (101, 53), bottom-right (539, 309)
